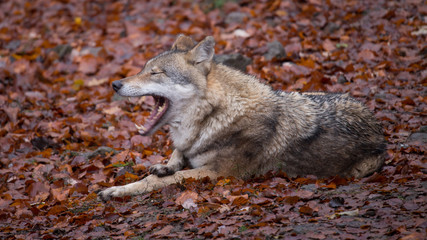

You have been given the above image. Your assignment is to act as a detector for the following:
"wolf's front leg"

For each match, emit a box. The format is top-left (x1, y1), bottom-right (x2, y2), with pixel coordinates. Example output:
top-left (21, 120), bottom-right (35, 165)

top-left (149, 149), bottom-right (184, 177)
top-left (98, 167), bottom-right (218, 201)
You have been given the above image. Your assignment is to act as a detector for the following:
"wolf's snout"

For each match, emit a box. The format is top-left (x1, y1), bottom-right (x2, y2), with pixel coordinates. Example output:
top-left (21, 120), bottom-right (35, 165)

top-left (112, 80), bottom-right (123, 92)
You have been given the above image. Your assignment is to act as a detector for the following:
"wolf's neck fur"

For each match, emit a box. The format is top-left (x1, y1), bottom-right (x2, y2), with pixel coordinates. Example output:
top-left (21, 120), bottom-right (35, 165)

top-left (169, 63), bottom-right (278, 153)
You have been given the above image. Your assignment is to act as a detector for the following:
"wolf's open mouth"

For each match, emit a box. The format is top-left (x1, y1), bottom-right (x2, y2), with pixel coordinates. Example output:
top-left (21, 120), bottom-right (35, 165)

top-left (135, 95), bottom-right (169, 135)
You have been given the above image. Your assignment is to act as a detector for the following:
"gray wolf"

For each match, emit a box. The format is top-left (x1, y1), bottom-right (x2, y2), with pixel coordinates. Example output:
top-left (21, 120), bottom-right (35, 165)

top-left (98, 35), bottom-right (385, 200)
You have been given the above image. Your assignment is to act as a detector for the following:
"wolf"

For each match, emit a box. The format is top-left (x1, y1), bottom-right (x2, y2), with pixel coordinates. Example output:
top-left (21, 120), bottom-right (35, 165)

top-left (98, 35), bottom-right (385, 200)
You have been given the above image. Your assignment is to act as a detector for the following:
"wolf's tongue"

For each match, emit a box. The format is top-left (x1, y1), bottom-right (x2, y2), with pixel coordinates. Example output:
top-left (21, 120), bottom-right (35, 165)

top-left (135, 96), bottom-right (169, 135)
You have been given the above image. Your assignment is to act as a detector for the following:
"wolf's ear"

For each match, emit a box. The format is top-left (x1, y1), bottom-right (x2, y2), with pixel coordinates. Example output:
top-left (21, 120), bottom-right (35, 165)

top-left (190, 36), bottom-right (215, 64)
top-left (171, 34), bottom-right (196, 51)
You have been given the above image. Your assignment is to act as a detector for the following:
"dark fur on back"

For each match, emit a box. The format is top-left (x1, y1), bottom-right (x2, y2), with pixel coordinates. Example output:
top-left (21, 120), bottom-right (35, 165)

top-left (280, 93), bottom-right (385, 177)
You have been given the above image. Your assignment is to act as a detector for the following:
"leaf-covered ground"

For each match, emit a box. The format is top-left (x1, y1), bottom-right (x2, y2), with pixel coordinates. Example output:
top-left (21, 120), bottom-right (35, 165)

top-left (0, 0), bottom-right (426, 239)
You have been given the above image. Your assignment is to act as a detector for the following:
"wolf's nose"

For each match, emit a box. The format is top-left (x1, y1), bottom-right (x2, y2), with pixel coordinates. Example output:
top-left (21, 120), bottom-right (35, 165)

top-left (112, 80), bottom-right (123, 92)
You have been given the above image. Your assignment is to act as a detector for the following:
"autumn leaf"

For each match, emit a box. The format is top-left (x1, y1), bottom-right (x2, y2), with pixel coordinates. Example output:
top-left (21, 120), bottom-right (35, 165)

top-left (175, 190), bottom-right (199, 210)
top-left (299, 205), bottom-right (314, 216)
top-left (47, 205), bottom-right (68, 215)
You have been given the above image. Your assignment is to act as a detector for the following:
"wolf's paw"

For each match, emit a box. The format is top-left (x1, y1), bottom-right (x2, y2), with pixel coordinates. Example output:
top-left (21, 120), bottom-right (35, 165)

top-left (149, 164), bottom-right (176, 177)
top-left (97, 186), bottom-right (126, 202)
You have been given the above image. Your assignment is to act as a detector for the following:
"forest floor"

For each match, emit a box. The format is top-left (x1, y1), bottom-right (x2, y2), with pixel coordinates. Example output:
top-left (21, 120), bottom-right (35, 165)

top-left (0, 0), bottom-right (426, 239)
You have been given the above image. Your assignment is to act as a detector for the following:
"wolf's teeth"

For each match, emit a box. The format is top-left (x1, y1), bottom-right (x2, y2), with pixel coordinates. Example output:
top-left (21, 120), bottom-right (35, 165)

top-left (135, 123), bottom-right (147, 131)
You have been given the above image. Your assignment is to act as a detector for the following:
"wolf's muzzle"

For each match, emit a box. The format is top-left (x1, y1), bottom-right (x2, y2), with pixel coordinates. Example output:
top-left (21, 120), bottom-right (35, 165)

top-left (112, 80), bottom-right (123, 92)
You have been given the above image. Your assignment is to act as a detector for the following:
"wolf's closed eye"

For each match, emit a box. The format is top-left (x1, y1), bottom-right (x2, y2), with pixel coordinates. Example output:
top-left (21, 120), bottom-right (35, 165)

top-left (151, 70), bottom-right (163, 75)
top-left (150, 66), bottom-right (164, 75)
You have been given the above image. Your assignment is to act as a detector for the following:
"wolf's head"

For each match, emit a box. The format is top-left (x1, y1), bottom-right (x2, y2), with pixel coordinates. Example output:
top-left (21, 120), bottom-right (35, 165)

top-left (112, 35), bottom-right (215, 135)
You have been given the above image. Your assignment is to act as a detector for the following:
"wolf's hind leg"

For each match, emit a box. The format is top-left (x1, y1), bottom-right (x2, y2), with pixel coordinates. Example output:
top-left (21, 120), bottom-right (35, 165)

top-left (347, 155), bottom-right (384, 178)
top-left (98, 167), bottom-right (218, 201)
top-left (149, 149), bottom-right (184, 177)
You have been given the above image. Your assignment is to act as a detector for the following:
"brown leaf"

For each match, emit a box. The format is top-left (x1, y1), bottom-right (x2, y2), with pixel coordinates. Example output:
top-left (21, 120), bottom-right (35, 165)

top-left (111, 150), bottom-right (129, 164)
top-left (306, 232), bottom-right (326, 239)
top-left (26, 181), bottom-right (50, 198)
top-left (4, 107), bottom-right (19, 123)
top-left (103, 106), bottom-right (123, 115)
top-left (78, 55), bottom-right (98, 74)
top-left (284, 196), bottom-right (300, 205)
top-left (47, 205), bottom-right (68, 215)
top-left (154, 225), bottom-right (174, 236)
top-left (400, 233), bottom-right (425, 240)
top-left (357, 49), bottom-right (376, 61)
top-left (86, 77), bottom-right (109, 87)
top-left (231, 196), bottom-right (249, 206)
top-left (298, 58), bottom-right (316, 69)
top-left (71, 182), bottom-right (88, 194)
top-left (299, 205), bottom-right (313, 215)
top-left (319, 182), bottom-right (336, 189)
top-left (292, 190), bottom-right (314, 199)
top-left (251, 197), bottom-right (272, 205)
top-left (51, 187), bottom-right (70, 202)
top-left (131, 135), bottom-right (152, 146)
top-left (176, 190), bottom-right (199, 206)
top-left (322, 39), bottom-right (336, 52)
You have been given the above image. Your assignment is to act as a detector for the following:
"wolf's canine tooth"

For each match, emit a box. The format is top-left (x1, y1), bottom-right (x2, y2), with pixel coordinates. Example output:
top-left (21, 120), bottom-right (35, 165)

top-left (134, 123), bottom-right (147, 131)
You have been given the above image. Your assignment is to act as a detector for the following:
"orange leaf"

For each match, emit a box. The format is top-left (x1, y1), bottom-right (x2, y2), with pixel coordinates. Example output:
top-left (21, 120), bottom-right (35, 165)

top-left (51, 187), bottom-right (70, 202)
top-left (299, 58), bottom-right (315, 69)
top-left (124, 172), bottom-right (139, 181)
top-left (284, 196), bottom-right (300, 205)
top-left (320, 182), bottom-right (337, 189)
top-left (231, 196), bottom-right (249, 206)
top-left (299, 206), bottom-right (313, 215)
top-left (111, 150), bottom-right (128, 164)
top-left (78, 55), bottom-right (98, 74)
top-left (176, 190), bottom-right (199, 206)
top-left (47, 205), bottom-right (68, 215)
